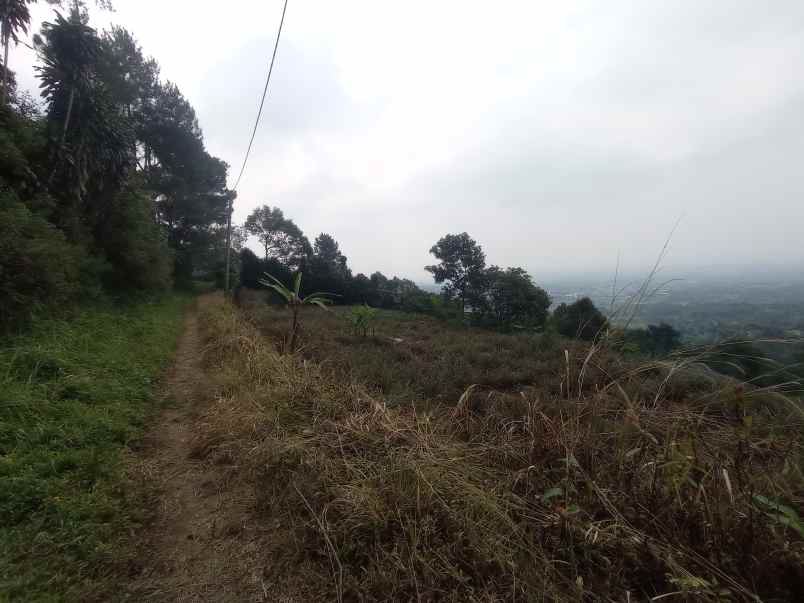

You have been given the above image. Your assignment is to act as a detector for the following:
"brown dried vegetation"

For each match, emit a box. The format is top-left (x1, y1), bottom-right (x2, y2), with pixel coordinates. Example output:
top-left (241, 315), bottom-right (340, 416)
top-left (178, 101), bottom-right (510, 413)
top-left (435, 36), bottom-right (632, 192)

top-left (195, 299), bottom-right (803, 601)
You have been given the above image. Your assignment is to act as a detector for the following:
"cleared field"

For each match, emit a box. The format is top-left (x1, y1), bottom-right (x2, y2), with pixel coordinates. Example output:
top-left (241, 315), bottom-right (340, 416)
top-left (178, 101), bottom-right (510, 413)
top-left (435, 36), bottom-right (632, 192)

top-left (196, 298), bottom-right (804, 601)
top-left (255, 303), bottom-right (583, 405)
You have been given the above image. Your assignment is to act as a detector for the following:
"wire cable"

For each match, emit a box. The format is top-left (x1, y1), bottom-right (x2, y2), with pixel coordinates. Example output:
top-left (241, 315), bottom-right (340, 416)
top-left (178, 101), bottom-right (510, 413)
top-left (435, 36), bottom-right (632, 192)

top-left (224, 0), bottom-right (288, 293)
top-left (231, 0), bottom-right (289, 192)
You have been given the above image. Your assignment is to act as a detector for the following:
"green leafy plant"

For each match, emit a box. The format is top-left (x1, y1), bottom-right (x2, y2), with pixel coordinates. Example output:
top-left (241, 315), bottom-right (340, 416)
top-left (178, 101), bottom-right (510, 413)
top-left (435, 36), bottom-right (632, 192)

top-left (259, 272), bottom-right (335, 353)
top-left (348, 303), bottom-right (378, 338)
top-left (753, 494), bottom-right (804, 538)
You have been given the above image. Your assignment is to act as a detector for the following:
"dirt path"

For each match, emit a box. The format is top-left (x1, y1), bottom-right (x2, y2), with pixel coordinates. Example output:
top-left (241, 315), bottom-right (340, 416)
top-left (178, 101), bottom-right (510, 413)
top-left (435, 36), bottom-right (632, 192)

top-left (126, 294), bottom-right (266, 602)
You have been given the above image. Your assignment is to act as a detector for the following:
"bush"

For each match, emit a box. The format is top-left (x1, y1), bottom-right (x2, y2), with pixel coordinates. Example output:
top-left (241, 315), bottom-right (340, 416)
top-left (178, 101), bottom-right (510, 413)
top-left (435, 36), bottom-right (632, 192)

top-left (622, 323), bottom-right (682, 356)
top-left (98, 189), bottom-right (174, 292)
top-left (552, 296), bottom-right (608, 341)
top-left (347, 304), bottom-right (378, 337)
top-left (0, 197), bottom-right (82, 330)
top-left (481, 266), bottom-right (551, 329)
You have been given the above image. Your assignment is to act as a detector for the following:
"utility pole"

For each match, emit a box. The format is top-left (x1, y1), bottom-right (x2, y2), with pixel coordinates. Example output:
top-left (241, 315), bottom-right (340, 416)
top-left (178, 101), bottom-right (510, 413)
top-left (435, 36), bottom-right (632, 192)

top-left (223, 193), bottom-right (234, 295)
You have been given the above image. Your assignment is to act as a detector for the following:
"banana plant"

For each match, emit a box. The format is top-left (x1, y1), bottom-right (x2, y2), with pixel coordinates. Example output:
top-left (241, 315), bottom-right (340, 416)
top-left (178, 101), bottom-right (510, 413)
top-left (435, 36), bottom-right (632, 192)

top-left (259, 272), bottom-right (334, 353)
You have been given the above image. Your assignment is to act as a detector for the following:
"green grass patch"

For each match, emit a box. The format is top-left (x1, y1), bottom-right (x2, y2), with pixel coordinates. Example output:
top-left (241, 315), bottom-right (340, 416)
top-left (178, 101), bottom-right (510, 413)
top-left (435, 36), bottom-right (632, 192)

top-left (0, 295), bottom-right (190, 602)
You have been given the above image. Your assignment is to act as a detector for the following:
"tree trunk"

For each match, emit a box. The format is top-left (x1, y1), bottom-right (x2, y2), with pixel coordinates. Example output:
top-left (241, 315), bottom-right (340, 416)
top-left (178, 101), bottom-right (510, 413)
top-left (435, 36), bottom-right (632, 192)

top-left (288, 306), bottom-right (299, 353)
top-left (1, 22), bottom-right (9, 106)
top-left (48, 87), bottom-right (77, 186)
top-left (62, 87), bottom-right (76, 145)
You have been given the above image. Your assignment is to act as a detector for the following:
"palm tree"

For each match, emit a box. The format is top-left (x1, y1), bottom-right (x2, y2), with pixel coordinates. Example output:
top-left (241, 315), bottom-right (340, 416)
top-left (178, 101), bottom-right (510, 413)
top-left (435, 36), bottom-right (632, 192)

top-left (1, 0), bottom-right (34, 105)
top-left (259, 272), bottom-right (335, 353)
top-left (36, 5), bottom-right (131, 239)
top-left (37, 7), bottom-right (100, 146)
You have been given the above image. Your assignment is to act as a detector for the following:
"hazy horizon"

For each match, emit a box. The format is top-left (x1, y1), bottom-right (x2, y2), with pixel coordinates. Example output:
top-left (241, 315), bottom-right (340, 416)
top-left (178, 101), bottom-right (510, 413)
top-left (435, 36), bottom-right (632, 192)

top-left (10, 0), bottom-right (804, 283)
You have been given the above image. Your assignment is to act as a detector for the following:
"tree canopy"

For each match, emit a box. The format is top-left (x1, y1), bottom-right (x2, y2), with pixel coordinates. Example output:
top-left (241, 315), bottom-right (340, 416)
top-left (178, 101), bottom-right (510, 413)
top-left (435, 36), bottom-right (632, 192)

top-left (553, 297), bottom-right (608, 341)
top-left (425, 232), bottom-right (487, 313)
top-left (482, 266), bottom-right (551, 328)
top-left (0, 2), bottom-right (236, 328)
top-left (244, 205), bottom-right (310, 267)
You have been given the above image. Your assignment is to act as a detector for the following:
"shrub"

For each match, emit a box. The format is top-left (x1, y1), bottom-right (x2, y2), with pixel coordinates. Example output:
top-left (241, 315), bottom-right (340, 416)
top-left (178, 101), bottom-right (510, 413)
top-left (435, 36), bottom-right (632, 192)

top-left (622, 322), bottom-right (682, 356)
top-left (481, 266), bottom-right (551, 329)
top-left (552, 296), bottom-right (608, 341)
top-left (347, 304), bottom-right (378, 337)
top-left (0, 197), bottom-right (82, 330)
top-left (98, 189), bottom-right (174, 292)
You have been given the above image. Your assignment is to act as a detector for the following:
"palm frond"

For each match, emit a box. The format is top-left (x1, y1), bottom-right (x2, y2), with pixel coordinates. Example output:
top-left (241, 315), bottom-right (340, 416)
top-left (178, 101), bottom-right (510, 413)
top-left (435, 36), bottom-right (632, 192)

top-left (260, 273), bottom-right (288, 289)
top-left (305, 292), bottom-right (339, 301)
top-left (258, 277), bottom-right (293, 303)
top-left (264, 285), bottom-right (293, 303)
top-left (306, 299), bottom-right (332, 310)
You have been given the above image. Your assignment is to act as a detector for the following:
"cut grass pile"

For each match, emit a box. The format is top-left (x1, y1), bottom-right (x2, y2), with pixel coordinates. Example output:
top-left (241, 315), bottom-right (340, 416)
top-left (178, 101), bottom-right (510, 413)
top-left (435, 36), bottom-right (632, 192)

top-left (0, 296), bottom-right (188, 601)
top-left (198, 300), bottom-right (803, 601)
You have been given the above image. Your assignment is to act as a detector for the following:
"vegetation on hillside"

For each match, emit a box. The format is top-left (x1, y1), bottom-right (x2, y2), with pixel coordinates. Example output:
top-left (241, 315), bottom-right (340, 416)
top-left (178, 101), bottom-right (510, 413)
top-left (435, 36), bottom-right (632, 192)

top-left (1, 2), bottom-right (228, 598)
top-left (2, 4), bottom-right (801, 601)
top-left (237, 215), bottom-right (691, 369)
top-left (195, 298), bottom-right (803, 601)
top-left (1, 1), bottom-right (236, 331)
top-left (237, 215), bottom-right (802, 394)
top-left (0, 295), bottom-right (188, 600)
top-left (239, 295), bottom-right (581, 406)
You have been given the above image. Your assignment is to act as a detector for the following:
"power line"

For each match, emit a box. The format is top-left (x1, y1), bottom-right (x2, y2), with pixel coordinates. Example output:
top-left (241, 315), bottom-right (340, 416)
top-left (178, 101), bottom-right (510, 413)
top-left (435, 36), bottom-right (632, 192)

top-left (225, 0), bottom-right (289, 294)
top-left (232, 0), bottom-right (289, 192)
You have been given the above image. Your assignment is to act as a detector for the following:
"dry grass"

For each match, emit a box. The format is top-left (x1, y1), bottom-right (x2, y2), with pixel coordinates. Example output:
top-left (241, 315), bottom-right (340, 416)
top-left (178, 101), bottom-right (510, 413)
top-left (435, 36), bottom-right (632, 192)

top-left (244, 299), bottom-right (596, 406)
top-left (195, 299), bottom-right (803, 601)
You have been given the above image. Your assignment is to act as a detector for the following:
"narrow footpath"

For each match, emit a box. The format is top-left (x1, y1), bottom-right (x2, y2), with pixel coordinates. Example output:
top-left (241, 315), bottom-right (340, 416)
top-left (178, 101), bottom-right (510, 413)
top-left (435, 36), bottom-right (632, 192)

top-left (126, 294), bottom-right (271, 602)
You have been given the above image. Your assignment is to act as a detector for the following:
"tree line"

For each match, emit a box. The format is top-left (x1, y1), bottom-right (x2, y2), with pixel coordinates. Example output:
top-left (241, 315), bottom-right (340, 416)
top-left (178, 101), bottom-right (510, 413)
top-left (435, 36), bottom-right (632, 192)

top-left (237, 204), bottom-right (436, 313)
top-left (236, 207), bottom-right (693, 359)
top-left (0, 0), bottom-right (683, 359)
top-left (1, 1), bottom-right (236, 330)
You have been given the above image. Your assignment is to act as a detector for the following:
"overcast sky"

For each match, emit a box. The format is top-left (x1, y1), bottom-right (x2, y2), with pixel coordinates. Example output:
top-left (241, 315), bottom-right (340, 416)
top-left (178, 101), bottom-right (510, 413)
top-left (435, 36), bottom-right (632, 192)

top-left (11, 1), bottom-right (804, 283)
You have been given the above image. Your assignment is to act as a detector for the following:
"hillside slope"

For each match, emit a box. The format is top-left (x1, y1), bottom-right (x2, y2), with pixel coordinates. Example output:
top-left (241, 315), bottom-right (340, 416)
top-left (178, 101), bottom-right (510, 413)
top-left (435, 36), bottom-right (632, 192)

top-left (185, 300), bottom-right (803, 601)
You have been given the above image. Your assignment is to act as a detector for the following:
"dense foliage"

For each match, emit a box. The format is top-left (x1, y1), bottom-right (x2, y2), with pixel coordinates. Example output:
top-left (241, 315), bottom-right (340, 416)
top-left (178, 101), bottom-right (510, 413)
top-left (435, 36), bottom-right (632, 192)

top-left (238, 221), bottom-right (687, 341)
top-left (553, 296), bottom-right (609, 341)
top-left (244, 204), bottom-right (309, 268)
top-left (425, 232), bottom-right (487, 314)
top-left (0, 3), bottom-right (235, 330)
